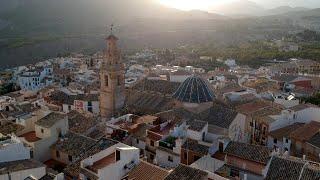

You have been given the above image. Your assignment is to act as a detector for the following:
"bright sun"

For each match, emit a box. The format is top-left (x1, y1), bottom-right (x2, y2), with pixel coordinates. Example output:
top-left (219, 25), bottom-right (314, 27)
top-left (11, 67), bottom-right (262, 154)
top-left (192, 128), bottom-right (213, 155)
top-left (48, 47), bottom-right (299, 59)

top-left (158, 0), bottom-right (213, 11)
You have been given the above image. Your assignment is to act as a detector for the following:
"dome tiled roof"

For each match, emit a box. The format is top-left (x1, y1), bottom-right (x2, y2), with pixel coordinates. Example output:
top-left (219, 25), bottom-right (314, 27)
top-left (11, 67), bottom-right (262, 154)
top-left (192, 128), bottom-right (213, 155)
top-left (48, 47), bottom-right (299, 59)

top-left (173, 75), bottom-right (215, 103)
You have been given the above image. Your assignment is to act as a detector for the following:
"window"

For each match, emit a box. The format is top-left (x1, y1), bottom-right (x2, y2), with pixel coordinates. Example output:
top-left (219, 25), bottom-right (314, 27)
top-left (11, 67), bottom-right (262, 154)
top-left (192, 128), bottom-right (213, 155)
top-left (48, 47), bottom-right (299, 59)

top-left (230, 168), bottom-right (240, 177)
top-left (116, 150), bottom-right (121, 161)
top-left (263, 127), bottom-right (267, 135)
top-left (56, 151), bottom-right (60, 158)
top-left (168, 156), bottom-right (173, 162)
top-left (117, 75), bottom-right (121, 86)
top-left (194, 155), bottom-right (200, 161)
top-left (274, 138), bottom-right (278, 144)
top-left (68, 155), bottom-right (73, 162)
top-left (250, 122), bottom-right (253, 127)
top-left (184, 152), bottom-right (187, 160)
top-left (41, 129), bottom-right (44, 133)
top-left (286, 138), bottom-right (289, 143)
top-left (105, 75), bottom-right (109, 86)
top-left (136, 139), bottom-right (139, 144)
top-left (150, 140), bottom-right (154, 147)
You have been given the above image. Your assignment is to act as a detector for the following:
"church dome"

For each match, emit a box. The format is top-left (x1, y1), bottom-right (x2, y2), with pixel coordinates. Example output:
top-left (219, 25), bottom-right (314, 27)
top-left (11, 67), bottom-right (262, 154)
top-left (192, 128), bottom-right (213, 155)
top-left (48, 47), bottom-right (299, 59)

top-left (173, 75), bottom-right (215, 104)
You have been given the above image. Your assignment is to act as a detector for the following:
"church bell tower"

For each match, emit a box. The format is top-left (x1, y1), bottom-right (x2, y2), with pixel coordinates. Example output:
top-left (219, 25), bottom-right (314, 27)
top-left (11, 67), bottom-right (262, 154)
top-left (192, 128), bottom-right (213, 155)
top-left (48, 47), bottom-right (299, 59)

top-left (100, 26), bottom-right (125, 119)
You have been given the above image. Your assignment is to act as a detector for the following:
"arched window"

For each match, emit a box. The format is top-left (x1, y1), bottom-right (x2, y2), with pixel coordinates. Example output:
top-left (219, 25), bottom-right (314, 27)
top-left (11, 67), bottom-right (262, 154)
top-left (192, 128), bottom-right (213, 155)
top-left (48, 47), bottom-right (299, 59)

top-left (117, 75), bottom-right (121, 86)
top-left (105, 75), bottom-right (109, 87)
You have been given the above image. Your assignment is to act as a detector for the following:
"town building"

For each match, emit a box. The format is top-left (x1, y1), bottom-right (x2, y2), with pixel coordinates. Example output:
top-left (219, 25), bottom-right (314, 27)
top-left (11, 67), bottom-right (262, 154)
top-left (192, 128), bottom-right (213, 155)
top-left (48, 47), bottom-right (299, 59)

top-left (19, 112), bottom-right (68, 161)
top-left (0, 134), bottom-right (31, 163)
top-left (0, 159), bottom-right (46, 180)
top-left (79, 142), bottom-right (140, 180)
top-left (217, 141), bottom-right (270, 180)
top-left (265, 155), bottom-right (320, 179)
top-left (124, 160), bottom-right (169, 180)
top-left (18, 66), bottom-right (53, 91)
top-left (268, 123), bottom-right (304, 154)
top-left (99, 33), bottom-right (125, 119)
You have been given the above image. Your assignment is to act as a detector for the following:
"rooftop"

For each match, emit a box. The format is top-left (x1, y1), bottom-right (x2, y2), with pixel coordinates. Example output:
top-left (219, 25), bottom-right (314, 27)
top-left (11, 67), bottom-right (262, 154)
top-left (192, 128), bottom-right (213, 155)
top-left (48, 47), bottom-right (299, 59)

top-left (131, 123), bottom-right (154, 141)
top-left (157, 105), bottom-right (238, 129)
top-left (0, 159), bottom-right (44, 175)
top-left (64, 138), bottom-right (118, 177)
top-left (20, 131), bottom-right (41, 142)
top-left (133, 115), bottom-right (158, 124)
top-left (126, 91), bottom-right (175, 114)
top-left (164, 164), bottom-right (208, 180)
top-left (87, 152), bottom-right (115, 173)
top-left (35, 112), bottom-right (66, 128)
top-left (187, 120), bottom-right (207, 132)
top-left (236, 100), bottom-right (271, 115)
top-left (265, 156), bottom-right (320, 180)
top-left (51, 132), bottom-right (96, 156)
top-left (224, 141), bottom-right (270, 164)
top-left (126, 161), bottom-right (169, 180)
top-left (289, 103), bottom-right (319, 112)
top-left (173, 75), bottom-right (215, 104)
top-left (68, 111), bottom-right (97, 134)
top-left (0, 122), bottom-right (24, 135)
top-left (290, 121), bottom-right (320, 142)
top-left (181, 139), bottom-right (209, 155)
top-left (132, 79), bottom-right (181, 95)
top-left (272, 74), bottom-right (299, 82)
top-left (307, 133), bottom-right (320, 149)
top-left (269, 123), bottom-right (305, 140)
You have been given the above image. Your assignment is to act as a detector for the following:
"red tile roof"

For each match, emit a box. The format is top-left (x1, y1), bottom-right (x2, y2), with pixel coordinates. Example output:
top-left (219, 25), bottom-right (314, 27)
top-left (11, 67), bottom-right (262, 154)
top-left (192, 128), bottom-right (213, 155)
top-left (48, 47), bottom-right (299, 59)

top-left (20, 131), bottom-right (41, 142)
top-left (290, 121), bottom-right (320, 142)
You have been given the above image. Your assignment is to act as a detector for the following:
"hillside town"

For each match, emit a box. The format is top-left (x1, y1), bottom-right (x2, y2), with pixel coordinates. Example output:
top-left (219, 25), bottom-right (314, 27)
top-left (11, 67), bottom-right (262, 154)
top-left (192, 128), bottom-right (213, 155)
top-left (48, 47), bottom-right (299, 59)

top-left (2, 32), bottom-right (320, 180)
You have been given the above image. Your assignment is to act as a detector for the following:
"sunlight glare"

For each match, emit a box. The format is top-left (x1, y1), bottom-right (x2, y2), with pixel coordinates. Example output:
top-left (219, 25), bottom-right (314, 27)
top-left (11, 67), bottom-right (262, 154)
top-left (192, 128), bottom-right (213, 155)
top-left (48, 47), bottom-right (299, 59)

top-left (158, 0), bottom-right (214, 11)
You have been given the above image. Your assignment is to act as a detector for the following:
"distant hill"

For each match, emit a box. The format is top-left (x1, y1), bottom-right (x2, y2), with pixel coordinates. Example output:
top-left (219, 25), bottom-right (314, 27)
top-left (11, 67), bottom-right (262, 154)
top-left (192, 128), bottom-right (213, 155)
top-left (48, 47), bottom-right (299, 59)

top-left (210, 0), bottom-right (311, 17)
top-left (0, 0), bottom-right (316, 68)
top-left (265, 6), bottom-right (310, 15)
top-left (210, 0), bottom-right (265, 16)
top-left (0, 0), bottom-right (227, 68)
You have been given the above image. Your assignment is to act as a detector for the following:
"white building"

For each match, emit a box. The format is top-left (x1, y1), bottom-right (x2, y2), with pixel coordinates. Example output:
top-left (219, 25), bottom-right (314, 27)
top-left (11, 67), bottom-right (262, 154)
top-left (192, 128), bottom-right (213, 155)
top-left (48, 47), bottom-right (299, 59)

top-left (273, 93), bottom-right (300, 108)
top-left (224, 59), bottom-right (237, 67)
top-left (190, 155), bottom-right (227, 180)
top-left (80, 143), bottom-right (140, 180)
top-left (169, 70), bottom-right (191, 83)
top-left (0, 96), bottom-right (15, 111)
top-left (19, 112), bottom-right (68, 162)
top-left (18, 66), bottom-right (53, 91)
top-left (268, 104), bottom-right (320, 132)
top-left (0, 159), bottom-right (46, 180)
top-left (267, 123), bottom-right (304, 154)
top-left (0, 135), bottom-right (31, 163)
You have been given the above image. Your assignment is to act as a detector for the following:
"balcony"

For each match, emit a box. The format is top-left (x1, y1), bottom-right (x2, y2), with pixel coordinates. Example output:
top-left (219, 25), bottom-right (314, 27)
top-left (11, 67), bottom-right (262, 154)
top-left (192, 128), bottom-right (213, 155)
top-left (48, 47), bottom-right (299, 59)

top-left (158, 136), bottom-right (177, 150)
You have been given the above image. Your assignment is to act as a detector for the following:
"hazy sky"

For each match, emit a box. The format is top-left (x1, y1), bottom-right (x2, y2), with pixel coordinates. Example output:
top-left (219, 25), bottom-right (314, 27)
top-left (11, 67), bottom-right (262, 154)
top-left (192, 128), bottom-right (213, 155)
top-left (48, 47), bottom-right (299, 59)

top-left (158, 0), bottom-right (320, 10)
top-left (252, 0), bottom-right (320, 8)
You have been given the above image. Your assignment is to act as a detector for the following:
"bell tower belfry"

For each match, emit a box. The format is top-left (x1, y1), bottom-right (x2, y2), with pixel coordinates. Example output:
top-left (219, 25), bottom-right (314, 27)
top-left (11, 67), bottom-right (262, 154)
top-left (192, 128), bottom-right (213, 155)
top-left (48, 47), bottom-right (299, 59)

top-left (100, 26), bottom-right (125, 119)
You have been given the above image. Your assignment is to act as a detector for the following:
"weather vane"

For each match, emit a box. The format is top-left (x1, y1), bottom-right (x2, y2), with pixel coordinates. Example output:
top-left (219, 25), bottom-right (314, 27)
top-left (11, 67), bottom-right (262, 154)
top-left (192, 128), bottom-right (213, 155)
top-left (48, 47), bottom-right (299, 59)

top-left (110, 24), bottom-right (114, 34)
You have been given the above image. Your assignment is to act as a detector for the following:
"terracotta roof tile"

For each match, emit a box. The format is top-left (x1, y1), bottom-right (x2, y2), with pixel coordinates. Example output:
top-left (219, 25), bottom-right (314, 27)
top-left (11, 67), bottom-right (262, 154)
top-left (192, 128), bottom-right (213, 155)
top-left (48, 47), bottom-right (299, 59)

top-left (224, 141), bottom-right (270, 164)
top-left (126, 161), bottom-right (169, 180)
top-left (290, 121), bottom-right (320, 142)
top-left (164, 164), bottom-right (208, 180)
